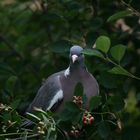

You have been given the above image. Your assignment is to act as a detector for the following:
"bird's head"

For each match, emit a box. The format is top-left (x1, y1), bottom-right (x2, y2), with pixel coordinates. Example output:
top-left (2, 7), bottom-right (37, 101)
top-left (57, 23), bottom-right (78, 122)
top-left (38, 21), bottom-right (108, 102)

top-left (69, 45), bottom-right (84, 66)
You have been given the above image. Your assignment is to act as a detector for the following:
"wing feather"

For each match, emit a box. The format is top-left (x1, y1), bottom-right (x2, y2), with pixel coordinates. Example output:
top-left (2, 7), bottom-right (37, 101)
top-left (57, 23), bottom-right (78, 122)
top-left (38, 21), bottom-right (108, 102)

top-left (26, 74), bottom-right (63, 113)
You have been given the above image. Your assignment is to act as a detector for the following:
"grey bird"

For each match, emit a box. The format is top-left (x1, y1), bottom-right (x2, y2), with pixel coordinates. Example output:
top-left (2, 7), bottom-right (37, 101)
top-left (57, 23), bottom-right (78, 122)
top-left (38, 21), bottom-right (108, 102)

top-left (26, 45), bottom-right (99, 113)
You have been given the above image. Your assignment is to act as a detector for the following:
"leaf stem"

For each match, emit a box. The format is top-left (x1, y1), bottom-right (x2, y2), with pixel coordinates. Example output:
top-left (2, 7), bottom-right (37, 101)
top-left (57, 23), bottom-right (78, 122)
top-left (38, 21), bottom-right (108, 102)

top-left (0, 132), bottom-right (33, 137)
top-left (105, 120), bottom-right (117, 126)
top-left (93, 112), bottom-right (117, 119)
top-left (104, 55), bottom-right (140, 80)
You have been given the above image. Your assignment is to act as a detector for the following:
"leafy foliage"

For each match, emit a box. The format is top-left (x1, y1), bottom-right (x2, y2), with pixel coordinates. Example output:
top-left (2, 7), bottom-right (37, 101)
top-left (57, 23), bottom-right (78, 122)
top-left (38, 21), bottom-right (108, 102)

top-left (0, 0), bottom-right (140, 139)
top-left (107, 10), bottom-right (132, 22)
top-left (96, 36), bottom-right (111, 53)
top-left (110, 44), bottom-right (126, 63)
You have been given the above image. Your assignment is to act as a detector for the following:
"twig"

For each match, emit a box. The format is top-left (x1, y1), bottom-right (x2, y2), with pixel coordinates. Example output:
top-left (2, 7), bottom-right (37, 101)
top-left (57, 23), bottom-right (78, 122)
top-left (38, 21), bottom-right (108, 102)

top-left (8, 134), bottom-right (39, 140)
top-left (121, 0), bottom-right (140, 17)
top-left (104, 55), bottom-right (140, 80)
top-left (93, 111), bottom-right (117, 119)
top-left (0, 132), bottom-right (32, 137)
top-left (105, 120), bottom-right (117, 126)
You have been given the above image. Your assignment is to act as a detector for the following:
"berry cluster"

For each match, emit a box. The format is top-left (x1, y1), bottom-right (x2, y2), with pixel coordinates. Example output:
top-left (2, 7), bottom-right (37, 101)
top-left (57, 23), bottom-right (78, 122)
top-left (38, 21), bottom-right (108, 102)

top-left (82, 111), bottom-right (94, 125)
top-left (70, 126), bottom-right (80, 137)
top-left (0, 103), bottom-right (4, 112)
top-left (0, 103), bottom-right (11, 112)
top-left (37, 121), bottom-right (45, 134)
top-left (73, 96), bottom-right (83, 107)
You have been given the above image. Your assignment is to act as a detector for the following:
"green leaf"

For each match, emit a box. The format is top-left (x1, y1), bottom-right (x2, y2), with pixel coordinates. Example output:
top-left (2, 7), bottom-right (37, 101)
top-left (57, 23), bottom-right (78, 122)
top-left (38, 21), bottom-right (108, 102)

top-left (34, 107), bottom-right (48, 115)
top-left (49, 40), bottom-right (71, 53)
top-left (10, 99), bottom-right (20, 109)
top-left (98, 121), bottom-right (110, 138)
top-left (82, 48), bottom-right (104, 58)
top-left (65, 101), bottom-right (81, 113)
top-left (109, 66), bottom-right (130, 76)
top-left (107, 96), bottom-right (125, 112)
top-left (59, 102), bottom-right (81, 121)
top-left (6, 75), bottom-right (18, 93)
top-left (110, 44), bottom-right (126, 62)
top-left (26, 112), bottom-right (41, 121)
top-left (89, 96), bottom-right (101, 110)
top-left (96, 36), bottom-right (111, 53)
top-left (107, 10), bottom-right (132, 22)
top-left (74, 82), bottom-right (83, 96)
top-left (0, 63), bottom-right (15, 75)
top-left (91, 17), bottom-right (103, 31)
top-left (99, 72), bottom-right (118, 89)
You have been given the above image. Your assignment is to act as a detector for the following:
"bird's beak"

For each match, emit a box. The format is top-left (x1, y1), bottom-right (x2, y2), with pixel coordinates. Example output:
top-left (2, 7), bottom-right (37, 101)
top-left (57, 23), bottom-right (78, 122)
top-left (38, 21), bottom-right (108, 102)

top-left (72, 55), bottom-right (78, 63)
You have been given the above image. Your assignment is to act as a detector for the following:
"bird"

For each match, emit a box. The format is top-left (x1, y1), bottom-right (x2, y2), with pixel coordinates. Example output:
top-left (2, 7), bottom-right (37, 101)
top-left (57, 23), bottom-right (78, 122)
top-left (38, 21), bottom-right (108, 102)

top-left (26, 45), bottom-right (99, 113)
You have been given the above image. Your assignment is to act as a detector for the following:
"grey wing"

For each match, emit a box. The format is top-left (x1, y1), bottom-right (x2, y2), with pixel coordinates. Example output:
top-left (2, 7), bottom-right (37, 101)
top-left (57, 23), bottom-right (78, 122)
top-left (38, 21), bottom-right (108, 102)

top-left (93, 76), bottom-right (99, 95)
top-left (26, 75), bottom-right (63, 113)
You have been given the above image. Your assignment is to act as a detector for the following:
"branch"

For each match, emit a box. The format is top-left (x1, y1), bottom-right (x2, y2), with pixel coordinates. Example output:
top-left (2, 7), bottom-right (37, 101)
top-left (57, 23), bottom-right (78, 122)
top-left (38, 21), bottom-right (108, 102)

top-left (121, 0), bottom-right (140, 17)
top-left (105, 56), bottom-right (140, 80)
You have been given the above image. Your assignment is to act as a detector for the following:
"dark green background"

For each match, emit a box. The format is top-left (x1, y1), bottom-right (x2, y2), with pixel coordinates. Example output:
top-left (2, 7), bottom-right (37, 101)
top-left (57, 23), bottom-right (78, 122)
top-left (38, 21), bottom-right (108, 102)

top-left (0, 0), bottom-right (140, 139)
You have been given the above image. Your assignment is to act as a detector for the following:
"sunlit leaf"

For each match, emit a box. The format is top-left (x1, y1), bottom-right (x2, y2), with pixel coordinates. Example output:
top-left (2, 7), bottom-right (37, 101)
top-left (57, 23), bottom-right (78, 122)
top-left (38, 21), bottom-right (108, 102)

top-left (26, 112), bottom-right (41, 121)
top-left (125, 92), bottom-right (137, 113)
top-left (96, 36), bottom-right (111, 53)
top-left (110, 44), bottom-right (126, 62)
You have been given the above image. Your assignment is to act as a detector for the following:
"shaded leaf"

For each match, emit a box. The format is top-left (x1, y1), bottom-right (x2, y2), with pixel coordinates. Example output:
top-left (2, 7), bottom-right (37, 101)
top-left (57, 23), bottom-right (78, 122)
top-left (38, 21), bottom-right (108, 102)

top-left (0, 63), bottom-right (15, 75)
top-left (65, 101), bottom-right (81, 113)
top-left (10, 99), bottom-right (21, 110)
top-left (6, 75), bottom-right (18, 93)
top-left (109, 66), bottom-right (130, 76)
top-left (96, 36), bottom-right (111, 53)
top-left (107, 96), bottom-right (125, 112)
top-left (107, 10), bottom-right (132, 22)
top-left (110, 44), bottom-right (126, 62)
top-left (74, 82), bottom-right (83, 96)
top-left (49, 40), bottom-right (71, 53)
top-left (82, 48), bottom-right (104, 58)
top-left (85, 31), bottom-right (98, 47)
top-left (59, 102), bottom-right (81, 121)
top-left (11, 110), bottom-right (22, 124)
top-left (98, 121), bottom-right (110, 138)
top-left (99, 72), bottom-right (118, 89)
top-left (45, 128), bottom-right (57, 140)
top-left (91, 17), bottom-right (103, 31)
top-left (89, 96), bottom-right (101, 110)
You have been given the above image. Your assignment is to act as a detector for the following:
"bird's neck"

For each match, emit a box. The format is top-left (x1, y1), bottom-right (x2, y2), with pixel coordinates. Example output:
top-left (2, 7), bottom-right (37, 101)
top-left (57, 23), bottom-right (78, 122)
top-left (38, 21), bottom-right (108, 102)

top-left (69, 62), bottom-right (86, 73)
